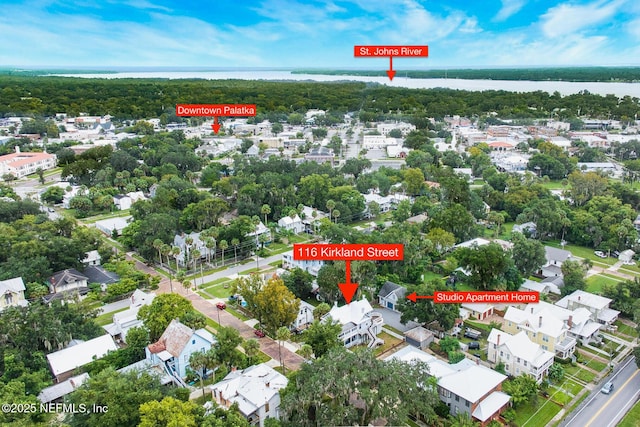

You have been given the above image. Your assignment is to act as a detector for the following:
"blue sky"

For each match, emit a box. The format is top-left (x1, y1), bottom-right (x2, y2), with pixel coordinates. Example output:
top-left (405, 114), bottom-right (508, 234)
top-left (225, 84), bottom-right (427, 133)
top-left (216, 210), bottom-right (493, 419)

top-left (1, 0), bottom-right (639, 68)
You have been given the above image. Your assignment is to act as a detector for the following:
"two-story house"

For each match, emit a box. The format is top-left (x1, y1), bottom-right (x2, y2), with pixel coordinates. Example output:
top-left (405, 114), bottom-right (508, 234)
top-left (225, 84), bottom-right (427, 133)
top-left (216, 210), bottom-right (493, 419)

top-left (540, 246), bottom-right (572, 278)
top-left (377, 281), bottom-right (407, 313)
top-left (146, 319), bottom-right (216, 385)
top-left (291, 300), bottom-right (315, 332)
top-left (173, 232), bottom-right (210, 268)
top-left (48, 269), bottom-right (89, 297)
top-left (504, 302), bottom-right (581, 359)
top-left (387, 347), bottom-right (510, 426)
top-left (103, 289), bottom-right (155, 343)
top-left (487, 329), bottom-right (555, 383)
top-left (281, 250), bottom-right (324, 276)
top-left (0, 277), bottom-right (28, 311)
top-left (247, 221), bottom-right (272, 248)
top-left (277, 214), bottom-right (304, 235)
top-left (556, 290), bottom-right (620, 326)
top-left (210, 363), bottom-right (288, 427)
top-left (322, 297), bottom-right (384, 348)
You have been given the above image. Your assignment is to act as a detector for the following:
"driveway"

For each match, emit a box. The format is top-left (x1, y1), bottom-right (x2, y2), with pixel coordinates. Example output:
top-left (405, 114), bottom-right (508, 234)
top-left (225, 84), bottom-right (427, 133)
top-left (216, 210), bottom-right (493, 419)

top-left (376, 307), bottom-right (419, 332)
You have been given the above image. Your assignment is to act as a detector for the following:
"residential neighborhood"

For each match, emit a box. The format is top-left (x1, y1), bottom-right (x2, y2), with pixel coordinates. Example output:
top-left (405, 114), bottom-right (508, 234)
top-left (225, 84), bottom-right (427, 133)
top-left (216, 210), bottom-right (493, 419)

top-left (3, 50), bottom-right (640, 427)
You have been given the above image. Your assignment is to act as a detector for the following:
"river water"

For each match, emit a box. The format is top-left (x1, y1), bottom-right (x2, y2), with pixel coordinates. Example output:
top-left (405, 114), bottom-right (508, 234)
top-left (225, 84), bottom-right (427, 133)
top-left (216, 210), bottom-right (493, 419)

top-left (50, 70), bottom-right (640, 97)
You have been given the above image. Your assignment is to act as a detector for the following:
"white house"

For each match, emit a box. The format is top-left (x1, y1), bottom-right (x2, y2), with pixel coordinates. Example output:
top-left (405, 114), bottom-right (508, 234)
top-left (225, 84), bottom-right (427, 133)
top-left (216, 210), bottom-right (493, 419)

top-left (322, 297), bottom-right (384, 348)
top-left (46, 334), bottom-right (118, 382)
top-left (0, 277), bottom-right (28, 311)
top-left (82, 250), bottom-right (101, 266)
top-left (291, 300), bottom-right (315, 332)
top-left (556, 290), bottom-right (620, 325)
top-left (113, 194), bottom-right (133, 210)
top-left (386, 347), bottom-right (510, 425)
top-left (103, 289), bottom-right (156, 343)
top-left (173, 232), bottom-right (210, 268)
top-left (281, 250), bottom-right (324, 276)
top-left (48, 269), bottom-right (89, 295)
top-left (247, 221), bottom-right (272, 248)
top-left (377, 281), bottom-right (407, 312)
top-left (540, 246), bottom-right (572, 278)
top-left (94, 216), bottom-right (132, 236)
top-left (37, 373), bottom-right (89, 403)
top-left (210, 363), bottom-right (288, 427)
top-left (145, 319), bottom-right (216, 382)
top-left (277, 214), bottom-right (304, 234)
top-left (520, 278), bottom-right (561, 295)
top-left (299, 205), bottom-right (328, 233)
top-left (487, 329), bottom-right (555, 383)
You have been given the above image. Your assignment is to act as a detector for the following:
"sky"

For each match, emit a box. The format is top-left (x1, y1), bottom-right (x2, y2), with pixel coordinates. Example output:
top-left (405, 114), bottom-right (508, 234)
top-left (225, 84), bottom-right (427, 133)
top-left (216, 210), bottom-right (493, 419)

top-left (1, 0), bottom-right (639, 69)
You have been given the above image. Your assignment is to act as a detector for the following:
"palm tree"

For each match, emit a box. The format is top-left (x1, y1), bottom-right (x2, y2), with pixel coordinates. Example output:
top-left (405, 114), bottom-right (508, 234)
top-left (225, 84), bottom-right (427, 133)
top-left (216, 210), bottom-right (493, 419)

top-left (161, 244), bottom-right (173, 292)
top-left (242, 338), bottom-right (260, 366)
top-left (189, 351), bottom-right (208, 395)
top-left (191, 248), bottom-right (202, 289)
top-left (231, 238), bottom-right (240, 264)
top-left (153, 239), bottom-right (164, 267)
top-left (332, 209), bottom-right (341, 224)
top-left (219, 240), bottom-right (228, 266)
top-left (261, 204), bottom-right (271, 226)
top-left (326, 199), bottom-right (336, 219)
top-left (276, 326), bottom-right (291, 375)
top-left (298, 344), bottom-right (313, 360)
top-left (171, 246), bottom-right (181, 273)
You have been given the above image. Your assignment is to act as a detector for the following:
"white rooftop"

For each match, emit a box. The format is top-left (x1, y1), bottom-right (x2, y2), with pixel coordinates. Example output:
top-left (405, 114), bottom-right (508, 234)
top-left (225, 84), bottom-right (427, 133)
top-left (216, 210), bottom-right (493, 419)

top-left (488, 329), bottom-right (554, 369)
top-left (46, 334), bottom-right (117, 376)
top-left (472, 391), bottom-right (511, 422)
top-left (325, 298), bottom-right (374, 327)
top-left (556, 290), bottom-right (612, 311)
top-left (210, 363), bottom-right (288, 416)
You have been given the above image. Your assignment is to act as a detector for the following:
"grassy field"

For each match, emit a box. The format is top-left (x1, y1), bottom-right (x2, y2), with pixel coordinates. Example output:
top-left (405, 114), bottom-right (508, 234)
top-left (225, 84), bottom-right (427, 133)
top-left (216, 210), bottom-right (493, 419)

top-left (515, 398), bottom-right (562, 427)
top-left (373, 331), bottom-right (404, 356)
top-left (586, 274), bottom-right (621, 294)
top-left (618, 400), bottom-right (640, 427)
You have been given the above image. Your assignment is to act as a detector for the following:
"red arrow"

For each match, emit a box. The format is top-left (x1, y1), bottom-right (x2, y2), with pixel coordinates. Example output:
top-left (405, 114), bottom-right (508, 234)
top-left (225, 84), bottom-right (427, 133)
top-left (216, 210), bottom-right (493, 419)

top-left (387, 57), bottom-right (396, 81)
top-left (211, 117), bottom-right (221, 134)
top-left (338, 260), bottom-right (359, 304)
top-left (406, 292), bottom-right (434, 303)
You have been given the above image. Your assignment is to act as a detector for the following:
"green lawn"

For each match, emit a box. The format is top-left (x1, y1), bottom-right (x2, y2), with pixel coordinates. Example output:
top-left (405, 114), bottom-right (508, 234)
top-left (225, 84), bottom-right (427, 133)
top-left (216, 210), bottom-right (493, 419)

top-left (614, 320), bottom-right (639, 338)
top-left (422, 270), bottom-right (443, 282)
top-left (546, 242), bottom-right (617, 266)
top-left (94, 307), bottom-right (128, 326)
top-left (82, 210), bottom-right (132, 224)
top-left (515, 398), bottom-right (562, 427)
top-left (618, 400), bottom-right (640, 427)
top-left (539, 180), bottom-right (569, 190)
top-left (200, 282), bottom-right (233, 299)
top-left (582, 356), bottom-right (608, 372)
top-left (586, 274), bottom-right (621, 294)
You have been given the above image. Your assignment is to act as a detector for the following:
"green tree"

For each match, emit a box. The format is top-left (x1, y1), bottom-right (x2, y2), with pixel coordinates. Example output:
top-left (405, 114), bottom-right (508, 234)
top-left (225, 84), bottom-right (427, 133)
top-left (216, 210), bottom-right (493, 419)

top-left (511, 232), bottom-right (546, 277)
top-left (242, 338), bottom-right (260, 366)
top-left (137, 293), bottom-right (201, 341)
top-left (282, 268), bottom-right (314, 299)
top-left (65, 367), bottom-right (170, 427)
top-left (502, 375), bottom-right (539, 408)
top-left (399, 280), bottom-right (460, 330)
top-left (548, 363), bottom-right (565, 383)
top-left (303, 320), bottom-right (342, 358)
top-left (313, 302), bottom-right (331, 320)
top-left (214, 326), bottom-right (243, 370)
top-left (254, 276), bottom-right (300, 335)
top-left (41, 186), bottom-right (64, 204)
top-left (403, 168), bottom-right (425, 196)
top-left (279, 347), bottom-right (439, 426)
top-left (561, 259), bottom-right (588, 296)
top-left (567, 170), bottom-right (609, 207)
top-left (138, 396), bottom-right (204, 427)
top-left (261, 203), bottom-right (271, 225)
top-left (456, 243), bottom-right (518, 290)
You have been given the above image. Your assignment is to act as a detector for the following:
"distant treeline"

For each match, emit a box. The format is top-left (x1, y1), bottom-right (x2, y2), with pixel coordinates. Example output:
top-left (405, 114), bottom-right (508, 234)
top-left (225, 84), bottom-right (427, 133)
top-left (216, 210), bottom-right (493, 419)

top-left (0, 76), bottom-right (639, 121)
top-left (292, 67), bottom-right (640, 82)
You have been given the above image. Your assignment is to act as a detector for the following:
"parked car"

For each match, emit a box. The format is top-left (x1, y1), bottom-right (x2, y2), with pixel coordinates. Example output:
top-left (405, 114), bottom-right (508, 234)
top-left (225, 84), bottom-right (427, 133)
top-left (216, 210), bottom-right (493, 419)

top-left (612, 250), bottom-right (620, 258)
top-left (594, 251), bottom-right (607, 258)
top-left (601, 381), bottom-right (614, 394)
top-left (254, 329), bottom-right (266, 338)
top-left (216, 302), bottom-right (226, 310)
top-left (468, 341), bottom-right (480, 350)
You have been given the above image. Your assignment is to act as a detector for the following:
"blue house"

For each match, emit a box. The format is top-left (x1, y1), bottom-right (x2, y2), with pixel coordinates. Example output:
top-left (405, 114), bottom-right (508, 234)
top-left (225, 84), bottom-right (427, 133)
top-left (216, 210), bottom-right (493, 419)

top-left (146, 319), bottom-right (216, 383)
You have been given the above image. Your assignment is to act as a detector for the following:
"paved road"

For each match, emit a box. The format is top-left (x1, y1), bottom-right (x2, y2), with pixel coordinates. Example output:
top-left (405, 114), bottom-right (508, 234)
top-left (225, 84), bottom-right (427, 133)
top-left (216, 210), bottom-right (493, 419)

top-left (562, 356), bottom-right (640, 427)
top-left (123, 252), bottom-right (306, 372)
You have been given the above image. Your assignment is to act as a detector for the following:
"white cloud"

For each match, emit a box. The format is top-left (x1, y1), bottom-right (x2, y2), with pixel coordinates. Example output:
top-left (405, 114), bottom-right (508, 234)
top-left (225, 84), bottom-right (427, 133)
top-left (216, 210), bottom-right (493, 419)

top-left (626, 18), bottom-right (640, 40)
top-left (540, 0), bottom-right (626, 38)
top-left (494, 0), bottom-right (526, 22)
